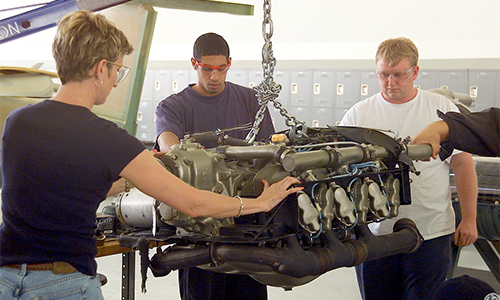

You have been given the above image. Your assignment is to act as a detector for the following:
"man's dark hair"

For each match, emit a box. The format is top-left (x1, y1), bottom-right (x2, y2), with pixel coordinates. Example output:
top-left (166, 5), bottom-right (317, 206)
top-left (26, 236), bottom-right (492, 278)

top-left (193, 32), bottom-right (230, 61)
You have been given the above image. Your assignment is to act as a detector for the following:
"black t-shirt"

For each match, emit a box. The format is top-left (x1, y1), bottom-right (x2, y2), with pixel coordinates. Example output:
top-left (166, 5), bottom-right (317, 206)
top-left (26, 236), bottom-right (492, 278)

top-left (0, 100), bottom-right (145, 275)
top-left (438, 108), bottom-right (500, 159)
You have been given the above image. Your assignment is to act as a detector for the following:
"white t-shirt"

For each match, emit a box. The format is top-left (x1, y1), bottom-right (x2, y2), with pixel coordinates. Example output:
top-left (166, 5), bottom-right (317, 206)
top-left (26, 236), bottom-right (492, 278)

top-left (339, 89), bottom-right (460, 240)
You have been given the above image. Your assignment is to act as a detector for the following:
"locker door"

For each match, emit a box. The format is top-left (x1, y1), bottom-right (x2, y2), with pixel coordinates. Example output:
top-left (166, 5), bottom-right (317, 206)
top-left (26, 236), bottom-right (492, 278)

top-left (497, 72), bottom-right (500, 108)
top-left (172, 69), bottom-right (193, 94)
top-left (153, 69), bottom-right (172, 102)
top-left (335, 70), bottom-right (360, 108)
top-left (289, 106), bottom-right (311, 128)
top-left (290, 70), bottom-right (313, 127)
top-left (311, 108), bottom-right (334, 127)
top-left (268, 106), bottom-right (289, 132)
top-left (360, 70), bottom-right (380, 99)
top-left (248, 69), bottom-right (263, 89)
top-left (290, 70), bottom-right (313, 108)
top-left (335, 107), bottom-right (350, 126)
top-left (274, 70), bottom-right (291, 107)
top-left (414, 70), bottom-right (439, 90)
top-left (135, 100), bottom-right (154, 143)
top-left (313, 71), bottom-right (335, 108)
top-left (269, 70), bottom-right (291, 131)
top-left (468, 71), bottom-right (498, 112)
top-left (438, 70), bottom-right (467, 94)
top-left (227, 69), bottom-right (249, 87)
top-left (141, 70), bottom-right (154, 101)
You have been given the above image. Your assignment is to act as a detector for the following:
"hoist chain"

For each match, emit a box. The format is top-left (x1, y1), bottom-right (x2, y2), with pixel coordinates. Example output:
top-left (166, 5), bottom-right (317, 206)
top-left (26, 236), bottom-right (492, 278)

top-left (245, 0), bottom-right (306, 143)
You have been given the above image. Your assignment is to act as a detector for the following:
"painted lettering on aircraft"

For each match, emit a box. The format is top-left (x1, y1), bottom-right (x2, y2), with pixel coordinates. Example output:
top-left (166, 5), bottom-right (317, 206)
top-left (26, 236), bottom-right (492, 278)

top-left (0, 22), bottom-right (21, 40)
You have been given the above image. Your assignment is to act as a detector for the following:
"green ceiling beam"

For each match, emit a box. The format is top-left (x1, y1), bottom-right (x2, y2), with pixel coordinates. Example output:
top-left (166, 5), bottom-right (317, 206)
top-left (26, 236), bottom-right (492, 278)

top-left (132, 0), bottom-right (254, 15)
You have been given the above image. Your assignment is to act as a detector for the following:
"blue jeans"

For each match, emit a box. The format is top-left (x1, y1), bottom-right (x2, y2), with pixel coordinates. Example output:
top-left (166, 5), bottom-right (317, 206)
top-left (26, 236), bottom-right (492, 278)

top-left (0, 265), bottom-right (103, 300)
top-left (355, 234), bottom-right (452, 300)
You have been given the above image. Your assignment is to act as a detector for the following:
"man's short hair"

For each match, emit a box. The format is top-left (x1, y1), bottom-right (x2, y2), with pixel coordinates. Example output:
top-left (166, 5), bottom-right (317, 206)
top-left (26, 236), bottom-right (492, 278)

top-left (376, 37), bottom-right (418, 68)
top-left (193, 32), bottom-right (230, 61)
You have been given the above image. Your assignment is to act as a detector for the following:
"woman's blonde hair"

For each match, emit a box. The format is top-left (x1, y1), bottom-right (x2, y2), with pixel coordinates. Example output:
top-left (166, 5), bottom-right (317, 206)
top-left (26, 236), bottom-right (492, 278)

top-left (52, 11), bottom-right (133, 84)
top-left (376, 37), bottom-right (418, 68)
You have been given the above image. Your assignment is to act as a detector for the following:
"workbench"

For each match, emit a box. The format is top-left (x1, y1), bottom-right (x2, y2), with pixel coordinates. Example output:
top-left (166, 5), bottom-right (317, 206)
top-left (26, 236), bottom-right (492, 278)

top-left (96, 238), bottom-right (144, 300)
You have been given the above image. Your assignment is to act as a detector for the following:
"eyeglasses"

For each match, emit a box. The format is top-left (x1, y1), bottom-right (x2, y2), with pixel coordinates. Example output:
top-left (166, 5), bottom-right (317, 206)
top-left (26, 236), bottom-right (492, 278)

top-left (107, 61), bottom-right (131, 83)
top-left (376, 66), bottom-right (414, 82)
top-left (195, 59), bottom-right (231, 74)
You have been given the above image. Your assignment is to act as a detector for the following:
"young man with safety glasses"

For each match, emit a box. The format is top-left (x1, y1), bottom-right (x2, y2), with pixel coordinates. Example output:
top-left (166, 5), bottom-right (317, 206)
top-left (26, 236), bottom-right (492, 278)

top-left (154, 32), bottom-right (275, 300)
top-left (339, 37), bottom-right (478, 300)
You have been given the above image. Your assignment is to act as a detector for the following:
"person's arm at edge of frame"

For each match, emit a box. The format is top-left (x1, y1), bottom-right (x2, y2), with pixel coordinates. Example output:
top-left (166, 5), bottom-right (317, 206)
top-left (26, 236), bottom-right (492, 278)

top-left (119, 149), bottom-right (303, 218)
top-left (449, 151), bottom-right (478, 247)
top-left (157, 131), bottom-right (181, 153)
top-left (443, 108), bottom-right (500, 157)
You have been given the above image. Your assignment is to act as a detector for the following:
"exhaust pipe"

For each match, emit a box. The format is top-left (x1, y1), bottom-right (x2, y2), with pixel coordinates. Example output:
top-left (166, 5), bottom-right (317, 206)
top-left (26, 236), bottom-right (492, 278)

top-left (150, 218), bottom-right (423, 287)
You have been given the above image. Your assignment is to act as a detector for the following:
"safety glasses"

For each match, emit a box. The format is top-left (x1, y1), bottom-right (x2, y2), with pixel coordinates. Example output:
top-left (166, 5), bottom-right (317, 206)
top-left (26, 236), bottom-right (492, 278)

top-left (107, 61), bottom-right (131, 83)
top-left (376, 66), bottom-right (414, 82)
top-left (194, 59), bottom-right (231, 74)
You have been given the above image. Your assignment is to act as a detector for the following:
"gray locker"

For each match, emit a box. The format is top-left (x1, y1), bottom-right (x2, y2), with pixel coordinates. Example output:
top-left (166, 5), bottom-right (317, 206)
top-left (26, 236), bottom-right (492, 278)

top-left (141, 70), bottom-right (154, 101)
top-left (135, 100), bottom-right (155, 142)
top-left (290, 70), bottom-right (313, 107)
top-left (136, 131), bottom-right (154, 143)
top-left (414, 70), bottom-right (439, 90)
top-left (172, 69), bottom-right (193, 94)
top-left (468, 70), bottom-right (498, 112)
top-left (268, 105), bottom-right (289, 133)
top-left (227, 69), bottom-right (249, 87)
top-left (438, 70), bottom-right (467, 94)
top-left (153, 70), bottom-right (172, 101)
top-left (274, 70), bottom-right (291, 106)
top-left (360, 70), bottom-right (380, 99)
top-left (313, 71), bottom-right (335, 108)
top-left (496, 72), bottom-right (500, 108)
top-left (289, 106), bottom-right (311, 128)
top-left (312, 108), bottom-right (334, 127)
top-left (335, 108), bottom-right (350, 126)
top-left (335, 70), bottom-right (360, 108)
top-left (247, 69), bottom-right (263, 89)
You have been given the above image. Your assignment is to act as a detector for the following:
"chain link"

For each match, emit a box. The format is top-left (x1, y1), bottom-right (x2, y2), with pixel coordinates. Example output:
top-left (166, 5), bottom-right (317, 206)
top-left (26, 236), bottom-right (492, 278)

top-left (245, 0), bottom-right (305, 143)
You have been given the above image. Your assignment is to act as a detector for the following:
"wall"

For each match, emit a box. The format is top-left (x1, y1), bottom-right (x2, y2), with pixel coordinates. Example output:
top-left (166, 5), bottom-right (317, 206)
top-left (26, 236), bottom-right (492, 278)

top-left (2, 1), bottom-right (500, 142)
top-left (2, 0), bottom-right (500, 65)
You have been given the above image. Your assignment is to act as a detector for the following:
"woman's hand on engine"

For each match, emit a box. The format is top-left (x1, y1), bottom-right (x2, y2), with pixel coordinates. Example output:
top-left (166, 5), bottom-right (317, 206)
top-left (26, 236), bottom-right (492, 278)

top-left (258, 177), bottom-right (303, 212)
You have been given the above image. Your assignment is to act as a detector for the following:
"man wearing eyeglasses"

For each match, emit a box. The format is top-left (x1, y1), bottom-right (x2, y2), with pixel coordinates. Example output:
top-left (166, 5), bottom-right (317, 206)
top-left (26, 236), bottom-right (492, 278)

top-left (155, 32), bottom-right (274, 300)
top-left (339, 37), bottom-right (478, 300)
top-left (155, 32), bottom-right (274, 152)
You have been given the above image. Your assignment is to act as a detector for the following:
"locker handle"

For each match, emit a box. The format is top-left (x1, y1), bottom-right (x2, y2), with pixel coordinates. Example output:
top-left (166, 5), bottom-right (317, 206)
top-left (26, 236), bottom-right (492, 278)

top-left (155, 80), bottom-right (161, 90)
top-left (173, 81), bottom-right (178, 91)
top-left (314, 83), bottom-right (320, 95)
top-left (361, 84), bottom-right (368, 96)
top-left (137, 111), bottom-right (143, 122)
top-left (337, 84), bottom-right (344, 95)
top-left (469, 86), bottom-right (478, 98)
top-left (291, 83), bottom-right (298, 94)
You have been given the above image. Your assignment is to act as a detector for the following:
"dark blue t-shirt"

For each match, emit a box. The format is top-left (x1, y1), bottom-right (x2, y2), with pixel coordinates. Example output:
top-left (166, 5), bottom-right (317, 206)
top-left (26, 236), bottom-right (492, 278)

top-left (155, 81), bottom-right (275, 149)
top-left (0, 100), bottom-right (146, 275)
